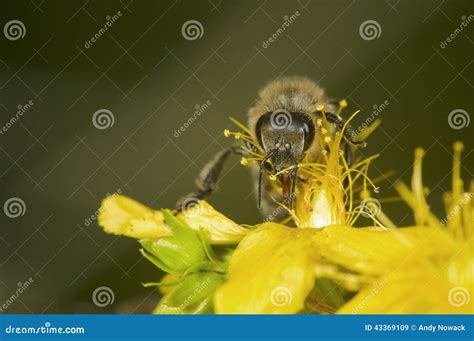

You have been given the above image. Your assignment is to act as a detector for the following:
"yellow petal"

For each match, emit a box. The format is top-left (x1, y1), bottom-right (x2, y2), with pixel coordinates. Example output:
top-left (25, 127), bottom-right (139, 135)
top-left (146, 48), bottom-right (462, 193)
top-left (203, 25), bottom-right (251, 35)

top-left (338, 265), bottom-right (473, 314)
top-left (214, 223), bottom-right (319, 314)
top-left (318, 225), bottom-right (455, 276)
top-left (177, 201), bottom-right (249, 244)
top-left (99, 196), bottom-right (248, 244)
top-left (98, 195), bottom-right (170, 239)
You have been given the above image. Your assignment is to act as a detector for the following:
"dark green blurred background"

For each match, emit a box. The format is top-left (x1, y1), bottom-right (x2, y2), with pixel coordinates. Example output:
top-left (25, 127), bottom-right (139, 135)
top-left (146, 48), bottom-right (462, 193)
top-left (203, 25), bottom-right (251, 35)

top-left (0, 0), bottom-right (472, 313)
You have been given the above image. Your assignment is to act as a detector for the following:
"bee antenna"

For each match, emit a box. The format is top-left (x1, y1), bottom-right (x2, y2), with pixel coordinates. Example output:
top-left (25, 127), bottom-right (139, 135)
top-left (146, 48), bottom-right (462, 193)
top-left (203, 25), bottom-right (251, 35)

top-left (258, 150), bottom-right (276, 209)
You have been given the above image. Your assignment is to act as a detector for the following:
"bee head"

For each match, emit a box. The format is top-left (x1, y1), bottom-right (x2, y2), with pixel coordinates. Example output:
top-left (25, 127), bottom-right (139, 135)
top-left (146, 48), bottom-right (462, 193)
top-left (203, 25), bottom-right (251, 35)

top-left (255, 110), bottom-right (315, 208)
top-left (256, 110), bottom-right (315, 172)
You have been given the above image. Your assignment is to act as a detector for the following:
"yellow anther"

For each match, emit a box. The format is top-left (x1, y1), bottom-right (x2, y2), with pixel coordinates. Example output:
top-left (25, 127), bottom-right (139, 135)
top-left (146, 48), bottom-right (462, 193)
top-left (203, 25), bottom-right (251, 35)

top-left (339, 99), bottom-right (348, 108)
top-left (321, 128), bottom-right (328, 134)
top-left (316, 119), bottom-right (323, 127)
top-left (240, 157), bottom-right (249, 166)
top-left (224, 129), bottom-right (231, 137)
top-left (269, 174), bottom-right (277, 181)
top-left (324, 136), bottom-right (332, 144)
top-left (316, 103), bottom-right (325, 111)
top-left (234, 132), bottom-right (241, 140)
top-left (415, 148), bottom-right (425, 158)
top-left (453, 141), bottom-right (464, 152)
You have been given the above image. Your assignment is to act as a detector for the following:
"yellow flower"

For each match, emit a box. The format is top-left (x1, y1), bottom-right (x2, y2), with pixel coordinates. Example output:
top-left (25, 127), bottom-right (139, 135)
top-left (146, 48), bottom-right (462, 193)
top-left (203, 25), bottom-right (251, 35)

top-left (214, 142), bottom-right (472, 314)
top-left (97, 108), bottom-right (472, 314)
top-left (336, 143), bottom-right (473, 314)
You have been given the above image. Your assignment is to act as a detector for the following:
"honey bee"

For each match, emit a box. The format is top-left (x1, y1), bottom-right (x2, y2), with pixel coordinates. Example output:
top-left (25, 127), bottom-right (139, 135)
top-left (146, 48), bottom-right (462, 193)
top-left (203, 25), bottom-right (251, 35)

top-left (179, 77), bottom-right (365, 218)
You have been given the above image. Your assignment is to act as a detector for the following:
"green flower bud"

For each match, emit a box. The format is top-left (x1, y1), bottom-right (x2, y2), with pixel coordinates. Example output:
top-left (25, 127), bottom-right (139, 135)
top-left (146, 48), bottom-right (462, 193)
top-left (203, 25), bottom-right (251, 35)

top-left (141, 236), bottom-right (206, 272)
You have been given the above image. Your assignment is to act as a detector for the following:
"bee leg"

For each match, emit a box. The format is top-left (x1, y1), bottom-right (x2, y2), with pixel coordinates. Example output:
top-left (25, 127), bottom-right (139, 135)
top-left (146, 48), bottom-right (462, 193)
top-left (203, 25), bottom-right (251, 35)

top-left (315, 111), bottom-right (367, 147)
top-left (176, 146), bottom-right (244, 210)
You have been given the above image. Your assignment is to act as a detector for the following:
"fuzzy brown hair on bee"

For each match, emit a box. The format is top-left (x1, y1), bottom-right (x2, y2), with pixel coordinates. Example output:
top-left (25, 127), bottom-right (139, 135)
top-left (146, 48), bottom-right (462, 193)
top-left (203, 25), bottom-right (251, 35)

top-left (177, 77), bottom-right (365, 219)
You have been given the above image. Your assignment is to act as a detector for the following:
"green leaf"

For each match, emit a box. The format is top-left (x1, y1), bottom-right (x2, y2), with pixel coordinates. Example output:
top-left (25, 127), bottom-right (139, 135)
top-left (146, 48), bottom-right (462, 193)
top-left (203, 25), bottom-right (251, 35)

top-left (139, 248), bottom-right (175, 274)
